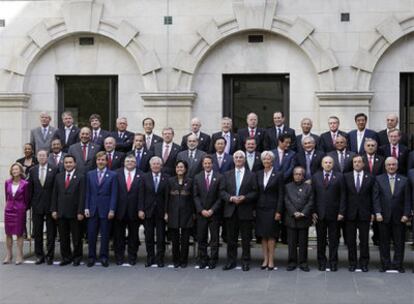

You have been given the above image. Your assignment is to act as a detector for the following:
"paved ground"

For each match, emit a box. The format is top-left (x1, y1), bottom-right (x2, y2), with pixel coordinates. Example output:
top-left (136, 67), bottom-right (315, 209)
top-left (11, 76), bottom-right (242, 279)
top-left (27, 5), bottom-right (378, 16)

top-left (0, 240), bottom-right (413, 304)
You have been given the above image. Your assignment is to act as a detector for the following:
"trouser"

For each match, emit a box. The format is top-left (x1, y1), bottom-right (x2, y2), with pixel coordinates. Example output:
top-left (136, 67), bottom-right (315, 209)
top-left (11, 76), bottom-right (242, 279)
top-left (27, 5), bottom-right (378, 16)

top-left (58, 217), bottom-right (83, 262)
top-left (346, 220), bottom-right (370, 267)
top-left (113, 218), bottom-right (140, 263)
top-left (144, 217), bottom-right (166, 263)
top-left (378, 222), bottom-right (406, 268)
top-left (225, 213), bottom-right (252, 264)
top-left (287, 227), bottom-right (309, 266)
top-left (316, 219), bottom-right (339, 266)
top-left (32, 212), bottom-right (56, 259)
top-left (197, 216), bottom-right (220, 263)
top-left (170, 227), bottom-right (191, 264)
top-left (87, 215), bottom-right (111, 261)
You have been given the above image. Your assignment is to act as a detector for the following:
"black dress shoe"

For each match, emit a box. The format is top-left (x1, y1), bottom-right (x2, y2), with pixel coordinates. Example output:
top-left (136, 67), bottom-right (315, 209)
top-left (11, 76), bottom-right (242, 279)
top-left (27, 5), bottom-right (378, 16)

top-left (261, 265), bottom-right (267, 270)
top-left (361, 266), bottom-right (369, 272)
top-left (180, 263), bottom-right (188, 269)
top-left (208, 262), bottom-right (216, 269)
top-left (348, 266), bottom-right (356, 272)
top-left (198, 262), bottom-right (208, 269)
top-left (35, 258), bottom-right (45, 265)
top-left (145, 259), bottom-right (154, 267)
top-left (222, 263), bottom-right (236, 270)
top-left (128, 260), bottom-right (136, 266)
top-left (101, 260), bottom-right (109, 268)
top-left (116, 260), bottom-right (124, 266)
top-left (46, 258), bottom-right (53, 265)
top-left (397, 267), bottom-right (405, 273)
top-left (267, 266), bottom-right (274, 271)
top-left (242, 264), bottom-right (250, 271)
top-left (157, 262), bottom-right (165, 268)
top-left (72, 260), bottom-right (80, 267)
top-left (87, 259), bottom-right (95, 267)
top-left (379, 265), bottom-right (387, 272)
top-left (330, 264), bottom-right (338, 272)
top-left (59, 260), bottom-right (71, 266)
top-left (300, 265), bottom-right (310, 272)
top-left (286, 265), bottom-right (296, 271)
top-left (318, 265), bottom-right (326, 271)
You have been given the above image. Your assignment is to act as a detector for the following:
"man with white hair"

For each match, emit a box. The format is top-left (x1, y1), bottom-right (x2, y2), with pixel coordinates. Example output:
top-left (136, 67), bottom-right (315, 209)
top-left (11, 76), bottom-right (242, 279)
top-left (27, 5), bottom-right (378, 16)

top-left (377, 114), bottom-right (409, 147)
top-left (296, 117), bottom-right (320, 153)
top-left (177, 134), bottom-right (206, 178)
top-left (52, 111), bottom-right (80, 152)
top-left (210, 117), bottom-right (239, 155)
top-left (111, 117), bottom-right (134, 153)
top-left (30, 112), bottom-right (57, 153)
top-left (181, 117), bottom-right (211, 152)
top-left (237, 112), bottom-right (265, 152)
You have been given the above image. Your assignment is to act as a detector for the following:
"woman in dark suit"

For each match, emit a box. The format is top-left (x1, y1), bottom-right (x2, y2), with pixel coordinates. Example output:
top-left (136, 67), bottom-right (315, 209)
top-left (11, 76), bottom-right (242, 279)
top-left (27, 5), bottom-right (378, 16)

top-left (165, 160), bottom-right (194, 268)
top-left (256, 151), bottom-right (284, 270)
top-left (3, 163), bottom-right (30, 265)
top-left (16, 143), bottom-right (38, 178)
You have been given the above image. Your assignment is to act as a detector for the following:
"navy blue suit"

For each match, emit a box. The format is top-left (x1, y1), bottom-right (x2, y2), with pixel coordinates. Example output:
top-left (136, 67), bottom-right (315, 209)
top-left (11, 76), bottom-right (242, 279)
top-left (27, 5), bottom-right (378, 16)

top-left (85, 169), bottom-right (118, 262)
top-left (271, 149), bottom-right (296, 181)
top-left (348, 129), bottom-right (378, 154)
top-left (211, 153), bottom-right (234, 174)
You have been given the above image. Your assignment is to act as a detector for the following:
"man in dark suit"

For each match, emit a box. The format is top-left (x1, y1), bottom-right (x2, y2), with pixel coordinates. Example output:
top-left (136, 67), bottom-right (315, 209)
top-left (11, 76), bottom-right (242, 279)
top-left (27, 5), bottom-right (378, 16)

top-left (84, 151), bottom-right (118, 267)
top-left (210, 117), bottom-right (239, 155)
top-left (348, 113), bottom-right (379, 154)
top-left (139, 156), bottom-right (169, 267)
top-left (52, 111), bottom-right (80, 152)
top-left (407, 168), bottom-right (414, 273)
top-left (319, 116), bottom-right (348, 153)
top-left (294, 136), bottom-right (324, 181)
top-left (103, 136), bottom-right (125, 171)
top-left (264, 111), bottom-right (296, 151)
top-left (111, 117), bottom-right (134, 153)
top-left (29, 149), bottom-right (58, 265)
top-left (377, 113), bottom-right (409, 147)
top-left (48, 139), bottom-right (66, 172)
top-left (193, 155), bottom-right (225, 269)
top-left (114, 155), bottom-right (143, 265)
top-left (244, 138), bottom-right (263, 172)
top-left (373, 157), bottom-right (411, 273)
top-left (271, 133), bottom-right (296, 181)
top-left (89, 113), bottom-right (111, 147)
top-left (237, 112), bottom-right (265, 152)
top-left (221, 150), bottom-right (258, 271)
top-left (344, 155), bottom-right (376, 272)
top-left (153, 127), bottom-right (181, 176)
top-left (67, 127), bottom-right (99, 175)
top-left (51, 155), bottom-right (85, 266)
top-left (311, 156), bottom-right (346, 271)
top-left (30, 112), bottom-right (56, 153)
top-left (142, 117), bottom-right (163, 151)
top-left (210, 136), bottom-right (234, 174)
top-left (379, 129), bottom-right (409, 175)
top-left (296, 117), bottom-right (320, 153)
top-left (127, 133), bottom-right (153, 173)
top-left (327, 135), bottom-right (356, 173)
top-left (181, 117), bottom-right (211, 152)
top-left (177, 134), bottom-right (206, 178)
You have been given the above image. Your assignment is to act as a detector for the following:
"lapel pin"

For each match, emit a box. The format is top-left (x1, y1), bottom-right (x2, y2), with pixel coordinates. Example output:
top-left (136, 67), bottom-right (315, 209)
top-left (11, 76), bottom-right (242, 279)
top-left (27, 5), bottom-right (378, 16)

top-left (48, 168), bottom-right (52, 172)
top-left (257, 132), bottom-right (261, 135)
top-left (397, 178), bottom-right (400, 181)
top-left (365, 175), bottom-right (368, 178)
top-left (272, 173), bottom-right (275, 176)
top-left (73, 175), bottom-right (77, 179)
top-left (105, 174), bottom-right (109, 177)
top-left (299, 188), bottom-right (302, 192)
top-left (136, 174), bottom-right (140, 178)
top-left (201, 138), bottom-right (204, 141)
top-left (144, 152), bottom-right (147, 155)
top-left (213, 178), bottom-right (216, 181)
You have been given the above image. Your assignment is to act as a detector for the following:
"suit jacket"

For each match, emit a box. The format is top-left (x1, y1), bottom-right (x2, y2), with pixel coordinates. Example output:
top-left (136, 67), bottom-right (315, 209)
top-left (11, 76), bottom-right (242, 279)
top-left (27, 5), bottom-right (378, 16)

top-left (30, 126), bottom-right (57, 153)
top-left (211, 153), bottom-right (234, 174)
top-left (29, 165), bottom-right (57, 214)
top-left (311, 171), bottom-right (346, 221)
top-left (319, 130), bottom-right (348, 153)
top-left (373, 174), bottom-right (411, 224)
top-left (406, 169), bottom-right (414, 215)
top-left (48, 152), bottom-right (67, 173)
top-left (144, 133), bottom-right (163, 150)
top-left (52, 126), bottom-right (80, 152)
top-left (348, 129), bottom-right (378, 155)
top-left (406, 150), bottom-right (414, 172)
top-left (327, 150), bottom-right (356, 173)
top-left (127, 149), bottom-right (153, 173)
top-left (91, 129), bottom-right (111, 147)
top-left (181, 132), bottom-right (211, 152)
top-left (85, 169), bottom-right (118, 218)
top-left (165, 177), bottom-right (194, 229)
top-left (378, 129), bottom-right (409, 147)
top-left (294, 150), bottom-right (324, 179)
top-left (193, 171), bottom-right (224, 217)
top-left (111, 130), bottom-right (134, 153)
top-left (272, 149), bottom-right (296, 181)
top-left (153, 142), bottom-right (181, 176)
top-left (51, 170), bottom-right (85, 218)
top-left (264, 126), bottom-right (297, 151)
top-left (210, 132), bottom-right (239, 155)
top-left (106, 151), bottom-right (125, 171)
top-left (176, 149), bottom-right (206, 178)
top-left (139, 172), bottom-right (169, 219)
top-left (256, 169), bottom-right (283, 212)
top-left (343, 171), bottom-right (376, 221)
top-left (378, 144), bottom-right (409, 174)
top-left (221, 169), bottom-right (258, 220)
top-left (284, 182), bottom-right (314, 228)
top-left (362, 153), bottom-right (384, 176)
top-left (296, 133), bottom-right (321, 154)
top-left (237, 127), bottom-right (265, 152)
top-left (115, 168), bottom-right (143, 221)
top-left (244, 151), bottom-right (264, 172)
top-left (67, 142), bottom-right (99, 175)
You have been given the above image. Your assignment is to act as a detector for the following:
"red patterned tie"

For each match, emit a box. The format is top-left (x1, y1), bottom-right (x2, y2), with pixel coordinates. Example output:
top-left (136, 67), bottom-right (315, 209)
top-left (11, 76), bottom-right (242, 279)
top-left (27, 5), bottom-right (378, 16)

top-left (126, 172), bottom-right (132, 192)
top-left (82, 144), bottom-right (87, 161)
top-left (107, 153), bottom-right (112, 169)
top-left (65, 173), bottom-right (71, 189)
top-left (392, 146), bottom-right (397, 158)
top-left (205, 173), bottom-right (210, 190)
top-left (368, 156), bottom-right (373, 173)
top-left (249, 129), bottom-right (254, 138)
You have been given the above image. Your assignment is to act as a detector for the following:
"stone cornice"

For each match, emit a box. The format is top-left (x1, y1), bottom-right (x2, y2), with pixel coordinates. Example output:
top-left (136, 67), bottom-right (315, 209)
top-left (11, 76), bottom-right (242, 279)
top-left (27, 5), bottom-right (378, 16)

top-left (0, 93), bottom-right (31, 108)
top-left (316, 91), bottom-right (373, 107)
top-left (140, 92), bottom-right (197, 107)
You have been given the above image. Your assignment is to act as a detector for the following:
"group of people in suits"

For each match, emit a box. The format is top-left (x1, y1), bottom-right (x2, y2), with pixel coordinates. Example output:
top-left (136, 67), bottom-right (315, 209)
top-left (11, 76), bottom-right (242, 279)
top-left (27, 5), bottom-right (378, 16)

top-left (2, 110), bottom-right (413, 274)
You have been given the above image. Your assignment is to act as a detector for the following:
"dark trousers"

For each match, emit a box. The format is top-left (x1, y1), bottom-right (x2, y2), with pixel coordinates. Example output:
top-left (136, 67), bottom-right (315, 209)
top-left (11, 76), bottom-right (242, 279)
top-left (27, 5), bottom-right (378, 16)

top-left (287, 227), bottom-right (309, 266)
top-left (32, 212), bottom-right (56, 259)
top-left (197, 215), bottom-right (220, 263)
top-left (169, 227), bottom-right (191, 264)
top-left (87, 214), bottom-right (111, 261)
top-left (378, 222), bottom-right (406, 268)
top-left (346, 220), bottom-right (370, 267)
top-left (113, 218), bottom-right (139, 263)
top-left (316, 219), bottom-right (339, 266)
top-left (225, 213), bottom-right (252, 265)
top-left (58, 218), bottom-right (83, 262)
top-left (144, 217), bottom-right (166, 263)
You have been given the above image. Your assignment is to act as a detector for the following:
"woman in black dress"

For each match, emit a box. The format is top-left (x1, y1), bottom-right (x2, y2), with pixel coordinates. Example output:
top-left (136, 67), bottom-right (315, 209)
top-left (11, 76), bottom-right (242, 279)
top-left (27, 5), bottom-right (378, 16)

top-left (165, 160), bottom-right (194, 268)
top-left (16, 143), bottom-right (38, 178)
top-left (256, 151), bottom-right (284, 270)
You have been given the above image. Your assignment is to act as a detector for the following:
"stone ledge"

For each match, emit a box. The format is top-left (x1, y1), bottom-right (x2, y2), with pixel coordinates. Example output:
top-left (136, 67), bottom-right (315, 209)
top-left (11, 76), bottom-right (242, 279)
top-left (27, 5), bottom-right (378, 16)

top-left (0, 93), bottom-right (31, 108)
top-left (316, 91), bottom-right (373, 107)
top-left (140, 92), bottom-right (197, 107)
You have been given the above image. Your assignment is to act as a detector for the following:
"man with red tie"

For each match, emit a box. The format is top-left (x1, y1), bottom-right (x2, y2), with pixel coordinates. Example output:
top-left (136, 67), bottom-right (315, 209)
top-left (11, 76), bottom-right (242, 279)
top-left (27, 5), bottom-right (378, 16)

top-left (67, 127), bottom-right (99, 175)
top-left (152, 127), bottom-right (181, 176)
top-left (237, 112), bottom-right (265, 152)
top-left (103, 136), bottom-right (125, 171)
top-left (379, 129), bottom-right (408, 175)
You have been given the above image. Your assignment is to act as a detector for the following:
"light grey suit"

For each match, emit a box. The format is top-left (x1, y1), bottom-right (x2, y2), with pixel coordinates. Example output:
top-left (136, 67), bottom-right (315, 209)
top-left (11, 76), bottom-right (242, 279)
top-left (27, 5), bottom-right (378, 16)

top-left (30, 126), bottom-right (57, 153)
top-left (176, 149), bottom-right (206, 178)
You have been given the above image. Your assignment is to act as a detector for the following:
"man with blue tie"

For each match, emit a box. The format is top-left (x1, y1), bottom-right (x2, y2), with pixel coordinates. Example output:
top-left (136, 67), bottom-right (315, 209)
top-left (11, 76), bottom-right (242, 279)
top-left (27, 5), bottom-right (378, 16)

top-left (84, 151), bottom-right (118, 267)
top-left (348, 113), bottom-right (378, 155)
top-left (210, 117), bottom-right (239, 155)
top-left (271, 133), bottom-right (296, 181)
